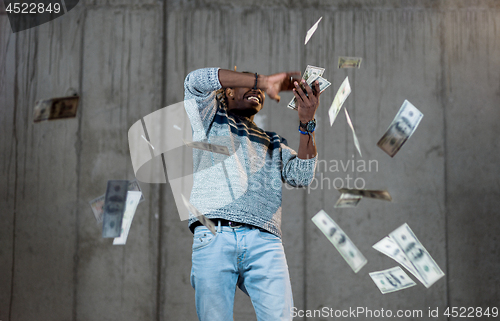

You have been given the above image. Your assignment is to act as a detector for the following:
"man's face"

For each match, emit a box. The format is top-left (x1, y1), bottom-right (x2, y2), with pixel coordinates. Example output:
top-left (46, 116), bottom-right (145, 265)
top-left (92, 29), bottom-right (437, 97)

top-left (226, 87), bottom-right (265, 117)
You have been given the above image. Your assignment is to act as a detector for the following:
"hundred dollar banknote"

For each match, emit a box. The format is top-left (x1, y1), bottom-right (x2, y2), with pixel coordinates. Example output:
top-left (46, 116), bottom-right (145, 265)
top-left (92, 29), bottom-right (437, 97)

top-left (305, 17), bottom-right (322, 45)
top-left (372, 236), bottom-right (424, 284)
top-left (102, 180), bottom-right (129, 238)
top-left (113, 191), bottom-right (142, 245)
top-left (183, 139), bottom-right (230, 156)
top-left (337, 188), bottom-right (392, 202)
top-left (302, 65), bottom-right (325, 82)
top-left (33, 95), bottom-right (79, 122)
top-left (181, 194), bottom-right (217, 235)
top-left (369, 266), bottom-right (417, 294)
top-left (312, 210), bottom-right (367, 273)
top-left (344, 108), bottom-right (362, 157)
top-left (338, 56), bottom-right (363, 69)
top-left (288, 74), bottom-right (331, 110)
top-left (389, 223), bottom-right (445, 288)
top-left (89, 179), bottom-right (144, 223)
top-left (89, 194), bottom-right (105, 223)
top-left (328, 76), bottom-right (351, 126)
top-left (377, 100), bottom-right (423, 157)
top-left (127, 180), bottom-right (145, 202)
top-left (334, 193), bottom-right (362, 208)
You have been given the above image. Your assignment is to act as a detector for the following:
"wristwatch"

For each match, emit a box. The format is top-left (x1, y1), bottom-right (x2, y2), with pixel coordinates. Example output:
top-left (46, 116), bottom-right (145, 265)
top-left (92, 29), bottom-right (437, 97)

top-left (299, 119), bottom-right (316, 134)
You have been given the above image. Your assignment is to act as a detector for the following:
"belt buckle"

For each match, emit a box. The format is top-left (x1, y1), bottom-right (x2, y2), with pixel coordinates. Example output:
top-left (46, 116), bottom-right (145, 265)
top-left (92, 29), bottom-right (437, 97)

top-left (228, 221), bottom-right (243, 228)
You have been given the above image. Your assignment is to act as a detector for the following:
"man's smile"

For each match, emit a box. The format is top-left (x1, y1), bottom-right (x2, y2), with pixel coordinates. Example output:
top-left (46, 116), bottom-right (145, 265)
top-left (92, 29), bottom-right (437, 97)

top-left (244, 90), bottom-right (263, 104)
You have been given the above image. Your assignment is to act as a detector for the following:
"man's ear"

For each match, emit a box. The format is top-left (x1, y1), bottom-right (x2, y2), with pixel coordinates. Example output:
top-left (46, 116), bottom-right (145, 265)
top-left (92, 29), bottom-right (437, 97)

top-left (225, 88), bottom-right (234, 99)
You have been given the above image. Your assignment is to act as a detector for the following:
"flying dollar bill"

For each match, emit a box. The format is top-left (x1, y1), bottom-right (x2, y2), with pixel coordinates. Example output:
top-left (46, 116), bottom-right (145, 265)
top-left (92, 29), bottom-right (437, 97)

top-left (344, 108), bottom-right (362, 157)
top-left (127, 180), bottom-right (145, 202)
top-left (102, 180), bottom-right (129, 238)
top-left (372, 236), bottom-right (424, 284)
top-left (328, 76), bottom-right (351, 126)
top-left (337, 188), bottom-right (392, 202)
top-left (338, 56), bottom-right (363, 69)
top-left (288, 74), bottom-right (331, 110)
top-left (89, 179), bottom-right (144, 223)
top-left (89, 194), bottom-right (105, 223)
top-left (389, 223), bottom-right (445, 288)
top-left (377, 100), bottom-right (423, 157)
top-left (305, 17), bottom-right (322, 45)
top-left (33, 95), bottom-right (79, 122)
top-left (181, 194), bottom-right (217, 235)
top-left (334, 193), bottom-right (362, 208)
top-left (183, 139), bottom-right (230, 156)
top-left (369, 266), bottom-right (417, 294)
top-left (209, 143), bottom-right (230, 156)
top-left (113, 191), bottom-right (142, 245)
top-left (311, 210), bottom-right (367, 273)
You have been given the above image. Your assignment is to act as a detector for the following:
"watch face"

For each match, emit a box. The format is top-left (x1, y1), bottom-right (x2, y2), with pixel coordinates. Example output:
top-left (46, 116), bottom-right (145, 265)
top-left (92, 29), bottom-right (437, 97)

top-left (307, 120), bottom-right (316, 132)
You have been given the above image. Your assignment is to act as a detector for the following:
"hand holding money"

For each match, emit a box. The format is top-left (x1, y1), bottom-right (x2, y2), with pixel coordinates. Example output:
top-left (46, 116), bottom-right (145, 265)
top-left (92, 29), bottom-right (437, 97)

top-left (293, 79), bottom-right (321, 122)
top-left (287, 65), bottom-right (331, 110)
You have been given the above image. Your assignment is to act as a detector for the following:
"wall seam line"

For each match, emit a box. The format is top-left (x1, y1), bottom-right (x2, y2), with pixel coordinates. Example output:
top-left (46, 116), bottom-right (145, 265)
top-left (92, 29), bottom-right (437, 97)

top-left (157, 1), bottom-right (168, 319)
top-left (72, 7), bottom-right (87, 321)
top-left (8, 28), bottom-right (19, 321)
top-left (439, 9), bottom-right (451, 321)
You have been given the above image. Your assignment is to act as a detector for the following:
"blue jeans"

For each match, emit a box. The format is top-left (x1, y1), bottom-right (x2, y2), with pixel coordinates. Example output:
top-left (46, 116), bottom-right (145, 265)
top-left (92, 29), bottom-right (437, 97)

top-left (190, 223), bottom-right (293, 321)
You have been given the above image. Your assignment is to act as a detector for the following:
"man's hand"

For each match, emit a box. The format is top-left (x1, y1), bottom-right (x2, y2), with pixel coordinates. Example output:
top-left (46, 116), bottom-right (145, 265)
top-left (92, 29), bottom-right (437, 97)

top-left (262, 72), bottom-right (301, 103)
top-left (293, 79), bottom-right (321, 122)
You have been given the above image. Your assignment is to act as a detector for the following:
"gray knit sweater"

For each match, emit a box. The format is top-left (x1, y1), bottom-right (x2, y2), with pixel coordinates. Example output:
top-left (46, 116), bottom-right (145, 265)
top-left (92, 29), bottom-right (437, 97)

top-left (184, 67), bottom-right (317, 238)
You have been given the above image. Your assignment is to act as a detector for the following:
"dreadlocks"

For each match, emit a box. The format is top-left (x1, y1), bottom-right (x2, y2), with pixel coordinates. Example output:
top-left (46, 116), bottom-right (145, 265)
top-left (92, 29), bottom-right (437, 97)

top-left (215, 88), bottom-right (228, 110)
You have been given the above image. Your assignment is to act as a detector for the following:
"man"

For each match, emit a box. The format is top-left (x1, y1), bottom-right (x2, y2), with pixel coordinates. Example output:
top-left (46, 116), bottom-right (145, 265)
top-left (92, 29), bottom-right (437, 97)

top-left (184, 67), bottom-right (321, 321)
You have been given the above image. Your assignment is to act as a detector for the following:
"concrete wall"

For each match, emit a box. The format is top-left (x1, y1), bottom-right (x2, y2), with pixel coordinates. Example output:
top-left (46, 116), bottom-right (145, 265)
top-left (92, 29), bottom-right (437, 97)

top-left (1, 0), bottom-right (499, 320)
